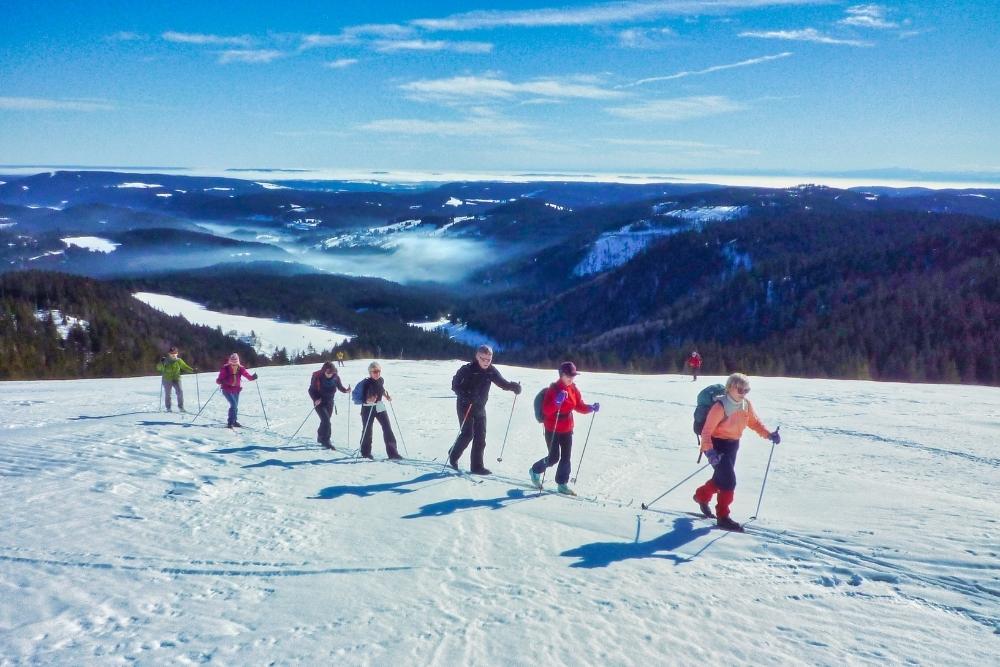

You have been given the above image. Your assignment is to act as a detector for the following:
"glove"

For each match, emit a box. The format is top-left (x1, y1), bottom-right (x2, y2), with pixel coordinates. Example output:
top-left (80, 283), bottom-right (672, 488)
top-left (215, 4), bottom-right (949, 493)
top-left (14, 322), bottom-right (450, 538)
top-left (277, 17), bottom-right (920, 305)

top-left (769, 430), bottom-right (781, 445)
top-left (590, 402), bottom-right (600, 412)
top-left (554, 390), bottom-right (568, 406)
top-left (705, 449), bottom-right (722, 467)
top-left (511, 382), bottom-right (522, 395)
top-left (251, 373), bottom-right (259, 380)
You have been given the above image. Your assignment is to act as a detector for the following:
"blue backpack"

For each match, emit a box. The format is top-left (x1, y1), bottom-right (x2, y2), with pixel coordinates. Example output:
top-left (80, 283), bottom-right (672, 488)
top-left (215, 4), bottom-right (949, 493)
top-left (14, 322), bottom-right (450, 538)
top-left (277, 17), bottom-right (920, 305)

top-left (351, 381), bottom-right (365, 406)
top-left (693, 384), bottom-right (726, 435)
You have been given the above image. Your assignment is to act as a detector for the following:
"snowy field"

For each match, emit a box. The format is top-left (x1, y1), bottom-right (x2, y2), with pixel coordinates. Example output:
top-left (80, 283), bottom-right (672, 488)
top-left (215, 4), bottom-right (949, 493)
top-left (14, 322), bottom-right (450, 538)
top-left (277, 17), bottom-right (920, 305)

top-left (133, 292), bottom-right (350, 356)
top-left (1, 361), bottom-right (997, 665)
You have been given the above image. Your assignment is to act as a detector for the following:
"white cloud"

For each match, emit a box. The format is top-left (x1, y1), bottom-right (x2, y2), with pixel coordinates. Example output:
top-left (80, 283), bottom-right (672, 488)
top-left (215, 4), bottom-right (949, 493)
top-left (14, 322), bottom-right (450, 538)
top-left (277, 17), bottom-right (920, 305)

top-left (217, 49), bottom-right (285, 64)
top-left (373, 39), bottom-right (494, 54)
top-left (617, 27), bottom-right (676, 49)
top-left (162, 31), bottom-right (254, 47)
top-left (106, 31), bottom-right (146, 42)
top-left (299, 24), bottom-right (414, 50)
top-left (0, 96), bottom-right (115, 112)
top-left (359, 116), bottom-right (529, 137)
top-left (412, 1), bottom-right (825, 31)
top-left (324, 58), bottom-right (359, 69)
top-left (739, 28), bottom-right (871, 46)
top-left (401, 75), bottom-right (623, 101)
top-left (839, 4), bottom-right (897, 29)
top-left (604, 137), bottom-right (760, 158)
top-left (622, 51), bottom-right (792, 87)
top-left (607, 95), bottom-right (743, 121)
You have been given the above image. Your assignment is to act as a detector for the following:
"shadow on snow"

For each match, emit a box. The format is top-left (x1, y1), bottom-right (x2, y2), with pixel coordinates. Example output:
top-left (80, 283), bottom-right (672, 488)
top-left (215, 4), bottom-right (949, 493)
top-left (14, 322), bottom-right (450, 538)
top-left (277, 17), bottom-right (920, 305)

top-left (401, 488), bottom-right (535, 519)
top-left (311, 471), bottom-right (451, 500)
top-left (561, 517), bottom-right (712, 569)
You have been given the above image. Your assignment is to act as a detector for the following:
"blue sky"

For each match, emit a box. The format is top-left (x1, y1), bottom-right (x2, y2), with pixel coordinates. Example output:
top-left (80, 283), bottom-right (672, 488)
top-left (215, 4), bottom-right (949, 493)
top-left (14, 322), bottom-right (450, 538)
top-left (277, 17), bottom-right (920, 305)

top-left (2, 1), bottom-right (998, 180)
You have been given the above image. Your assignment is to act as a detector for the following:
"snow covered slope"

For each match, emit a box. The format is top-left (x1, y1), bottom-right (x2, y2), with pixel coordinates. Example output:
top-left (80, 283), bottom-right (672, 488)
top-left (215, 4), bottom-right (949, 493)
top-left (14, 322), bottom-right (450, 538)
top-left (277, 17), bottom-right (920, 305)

top-left (1, 362), bottom-right (997, 664)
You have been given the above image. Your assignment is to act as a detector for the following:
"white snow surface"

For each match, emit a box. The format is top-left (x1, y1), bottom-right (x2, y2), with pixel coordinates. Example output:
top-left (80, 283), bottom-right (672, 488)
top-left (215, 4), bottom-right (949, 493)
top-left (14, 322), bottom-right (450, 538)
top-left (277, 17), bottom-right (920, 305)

top-left (573, 223), bottom-right (684, 276)
top-left (116, 182), bottom-right (163, 189)
top-left (132, 292), bottom-right (350, 355)
top-left (255, 182), bottom-right (289, 190)
top-left (62, 236), bottom-right (120, 253)
top-left (660, 205), bottom-right (748, 224)
top-left (0, 365), bottom-right (997, 664)
top-left (444, 197), bottom-right (464, 207)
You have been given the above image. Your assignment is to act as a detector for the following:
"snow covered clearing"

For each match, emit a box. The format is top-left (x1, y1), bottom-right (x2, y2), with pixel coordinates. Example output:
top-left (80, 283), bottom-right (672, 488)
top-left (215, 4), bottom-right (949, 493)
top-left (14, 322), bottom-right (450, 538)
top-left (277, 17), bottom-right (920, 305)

top-left (62, 236), bottom-right (120, 253)
top-left (256, 182), bottom-right (288, 190)
top-left (573, 223), bottom-right (685, 276)
top-left (33, 309), bottom-right (89, 339)
top-left (0, 365), bottom-right (996, 664)
top-left (132, 292), bottom-right (350, 355)
top-left (659, 205), bottom-right (748, 224)
top-left (116, 182), bottom-right (162, 189)
top-left (444, 197), bottom-right (464, 207)
top-left (409, 319), bottom-right (502, 350)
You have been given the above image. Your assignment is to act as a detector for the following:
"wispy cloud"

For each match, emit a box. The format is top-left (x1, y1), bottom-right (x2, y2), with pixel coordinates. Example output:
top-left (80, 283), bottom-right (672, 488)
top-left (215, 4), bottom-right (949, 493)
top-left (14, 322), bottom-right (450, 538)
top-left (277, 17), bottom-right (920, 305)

top-left (373, 39), bottom-right (494, 54)
top-left (740, 28), bottom-right (871, 46)
top-left (0, 96), bottom-right (115, 112)
top-left (401, 75), bottom-right (623, 101)
top-left (622, 51), bottom-right (792, 87)
top-left (162, 31), bottom-right (254, 47)
top-left (298, 24), bottom-right (414, 50)
top-left (105, 31), bottom-right (146, 42)
top-left (607, 95), bottom-right (743, 121)
top-left (412, 1), bottom-right (825, 31)
top-left (839, 4), bottom-right (897, 29)
top-left (324, 58), bottom-right (359, 69)
top-left (359, 115), bottom-right (529, 137)
top-left (617, 27), bottom-right (676, 49)
top-left (217, 49), bottom-right (285, 64)
top-left (604, 137), bottom-right (760, 158)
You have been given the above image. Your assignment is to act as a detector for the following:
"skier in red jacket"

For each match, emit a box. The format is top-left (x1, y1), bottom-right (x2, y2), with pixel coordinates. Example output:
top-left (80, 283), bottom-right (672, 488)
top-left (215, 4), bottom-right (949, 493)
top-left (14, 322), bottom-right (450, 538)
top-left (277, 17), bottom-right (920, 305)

top-left (687, 350), bottom-right (703, 381)
top-left (528, 362), bottom-right (599, 496)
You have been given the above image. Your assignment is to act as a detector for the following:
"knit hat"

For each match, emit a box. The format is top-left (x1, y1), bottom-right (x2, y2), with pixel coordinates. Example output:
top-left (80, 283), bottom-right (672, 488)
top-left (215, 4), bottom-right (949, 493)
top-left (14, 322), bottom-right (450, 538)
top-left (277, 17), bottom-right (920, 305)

top-left (228, 353), bottom-right (240, 364)
top-left (558, 361), bottom-right (579, 377)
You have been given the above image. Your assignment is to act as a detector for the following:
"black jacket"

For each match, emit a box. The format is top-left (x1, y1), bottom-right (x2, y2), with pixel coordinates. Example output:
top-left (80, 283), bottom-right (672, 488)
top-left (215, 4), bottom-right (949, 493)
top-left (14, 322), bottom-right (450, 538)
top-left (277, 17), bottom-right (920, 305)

top-left (308, 370), bottom-right (348, 401)
top-left (452, 362), bottom-right (516, 412)
top-left (356, 376), bottom-right (388, 404)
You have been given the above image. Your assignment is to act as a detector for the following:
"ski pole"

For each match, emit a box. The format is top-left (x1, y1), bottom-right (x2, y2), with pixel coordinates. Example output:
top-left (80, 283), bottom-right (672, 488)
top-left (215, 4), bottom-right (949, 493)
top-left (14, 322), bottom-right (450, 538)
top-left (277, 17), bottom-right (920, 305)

top-left (749, 427), bottom-right (779, 521)
top-left (158, 379), bottom-right (163, 412)
top-left (696, 435), bottom-right (703, 463)
top-left (255, 374), bottom-right (270, 429)
top-left (448, 402), bottom-right (474, 463)
top-left (195, 371), bottom-right (201, 412)
top-left (389, 401), bottom-right (409, 457)
top-left (285, 405), bottom-right (315, 447)
top-left (570, 410), bottom-right (597, 484)
top-left (640, 463), bottom-right (711, 510)
top-left (496, 394), bottom-right (518, 463)
top-left (190, 386), bottom-right (219, 424)
top-left (357, 404), bottom-right (376, 458)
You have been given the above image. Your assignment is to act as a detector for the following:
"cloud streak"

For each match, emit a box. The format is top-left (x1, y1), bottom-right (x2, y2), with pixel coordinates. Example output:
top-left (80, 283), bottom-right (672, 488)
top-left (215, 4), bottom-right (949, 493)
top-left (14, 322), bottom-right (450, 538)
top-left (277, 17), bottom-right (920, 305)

top-left (622, 51), bottom-right (792, 87)
top-left (607, 95), bottom-right (743, 121)
top-left (839, 4), bottom-right (897, 29)
top-left (401, 76), bottom-right (623, 101)
top-left (359, 116), bottom-right (529, 137)
top-left (373, 40), bottom-right (494, 54)
top-left (412, 0), bottom-right (826, 31)
top-left (162, 31), bottom-right (254, 47)
top-left (217, 49), bottom-right (285, 64)
top-left (0, 96), bottom-right (115, 112)
top-left (740, 28), bottom-right (871, 46)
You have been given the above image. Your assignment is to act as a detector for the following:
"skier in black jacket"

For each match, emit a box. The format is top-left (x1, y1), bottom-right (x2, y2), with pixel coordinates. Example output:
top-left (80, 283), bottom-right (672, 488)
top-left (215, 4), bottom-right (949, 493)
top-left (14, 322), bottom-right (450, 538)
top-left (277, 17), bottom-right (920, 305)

top-left (308, 361), bottom-right (350, 449)
top-left (355, 361), bottom-right (401, 460)
top-left (447, 345), bottom-right (521, 474)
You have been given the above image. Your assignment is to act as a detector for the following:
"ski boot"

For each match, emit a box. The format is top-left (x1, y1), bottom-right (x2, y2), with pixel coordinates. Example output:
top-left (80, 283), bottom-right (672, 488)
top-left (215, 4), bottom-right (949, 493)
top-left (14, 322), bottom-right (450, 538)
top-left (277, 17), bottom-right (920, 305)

top-left (529, 469), bottom-right (542, 489)
top-left (694, 494), bottom-right (715, 518)
top-left (556, 483), bottom-right (577, 496)
top-left (716, 516), bottom-right (744, 532)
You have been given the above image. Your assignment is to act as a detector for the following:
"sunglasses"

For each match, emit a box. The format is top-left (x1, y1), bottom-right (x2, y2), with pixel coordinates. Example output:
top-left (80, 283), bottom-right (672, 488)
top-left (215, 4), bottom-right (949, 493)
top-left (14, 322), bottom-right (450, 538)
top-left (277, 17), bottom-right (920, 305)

top-left (371, 369), bottom-right (382, 374)
top-left (735, 386), bottom-right (751, 394)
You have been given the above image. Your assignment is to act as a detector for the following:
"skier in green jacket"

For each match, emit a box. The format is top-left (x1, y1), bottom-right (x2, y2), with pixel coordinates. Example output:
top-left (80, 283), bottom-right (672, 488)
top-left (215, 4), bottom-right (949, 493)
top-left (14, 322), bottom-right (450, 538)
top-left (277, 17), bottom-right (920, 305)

top-left (156, 346), bottom-right (195, 412)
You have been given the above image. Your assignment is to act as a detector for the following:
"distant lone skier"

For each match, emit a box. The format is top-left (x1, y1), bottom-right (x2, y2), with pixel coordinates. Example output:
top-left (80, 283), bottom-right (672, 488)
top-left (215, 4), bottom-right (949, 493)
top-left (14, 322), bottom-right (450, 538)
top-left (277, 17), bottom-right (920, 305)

top-left (354, 361), bottom-right (401, 460)
top-left (308, 361), bottom-right (350, 449)
top-left (687, 350), bottom-right (702, 381)
top-left (215, 353), bottom-right (257, 428)
top-left (336, 350), bottom-right (346, 367)
top-left (529, 361), bottom-right (598, 495)
top-left (693, 372), bottom-right (780, 531)
top-left (447, 345), bottom-right (521, 475)
top-left (157, 345), bottom-right (195, 413)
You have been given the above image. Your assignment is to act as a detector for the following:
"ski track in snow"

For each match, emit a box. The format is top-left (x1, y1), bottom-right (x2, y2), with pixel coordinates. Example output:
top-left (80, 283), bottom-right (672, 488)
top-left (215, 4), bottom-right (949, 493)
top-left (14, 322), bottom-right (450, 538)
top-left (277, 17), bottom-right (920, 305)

top-left (0, 364), bottom-right (998, 664)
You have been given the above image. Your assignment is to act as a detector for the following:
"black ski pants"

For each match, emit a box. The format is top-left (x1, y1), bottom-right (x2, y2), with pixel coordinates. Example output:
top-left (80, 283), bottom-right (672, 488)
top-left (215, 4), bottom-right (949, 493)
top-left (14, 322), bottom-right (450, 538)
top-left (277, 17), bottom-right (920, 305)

top-left (450, 403), bottom-right (488, 470)
top-left (359, 405), bottom-right (398, 457)
top-left (315, 400), bottom-right (334, 446)
top-left (532, 430), bottom-right (574, 485)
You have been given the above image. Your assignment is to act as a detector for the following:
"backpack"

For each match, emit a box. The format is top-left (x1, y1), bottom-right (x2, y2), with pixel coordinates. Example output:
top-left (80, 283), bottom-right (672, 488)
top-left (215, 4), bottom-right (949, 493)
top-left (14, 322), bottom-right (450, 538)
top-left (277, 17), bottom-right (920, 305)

top-left (693, 384), bottom-right (726, 435)
top-left (533, 387), bottom-right (548, 423)
top-left (351, 381), bottom-right (365, 406)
